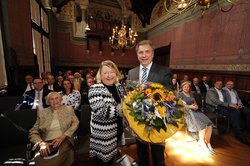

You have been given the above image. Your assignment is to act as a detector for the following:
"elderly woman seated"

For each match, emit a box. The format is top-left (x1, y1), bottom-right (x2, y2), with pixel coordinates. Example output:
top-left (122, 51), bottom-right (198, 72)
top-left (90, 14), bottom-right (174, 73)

top-left (29, 92), bottom-right (79, 166)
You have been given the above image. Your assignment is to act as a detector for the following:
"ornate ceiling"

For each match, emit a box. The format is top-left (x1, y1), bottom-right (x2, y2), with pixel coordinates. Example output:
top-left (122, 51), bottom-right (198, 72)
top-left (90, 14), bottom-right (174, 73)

top-left (48, 0), bottom-right (161, 28)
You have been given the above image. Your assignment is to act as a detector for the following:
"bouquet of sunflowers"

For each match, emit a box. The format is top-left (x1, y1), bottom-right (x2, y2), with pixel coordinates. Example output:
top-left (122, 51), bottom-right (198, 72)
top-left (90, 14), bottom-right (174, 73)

top-left (122, 81), bottom-right (185, 143)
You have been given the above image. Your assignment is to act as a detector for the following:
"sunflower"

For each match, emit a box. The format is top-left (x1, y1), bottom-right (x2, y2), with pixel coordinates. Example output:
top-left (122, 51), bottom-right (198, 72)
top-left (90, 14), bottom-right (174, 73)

top-left (150, 89), bottom-right (166, 103)
top-left (122, 81), bottom-right (185, 143)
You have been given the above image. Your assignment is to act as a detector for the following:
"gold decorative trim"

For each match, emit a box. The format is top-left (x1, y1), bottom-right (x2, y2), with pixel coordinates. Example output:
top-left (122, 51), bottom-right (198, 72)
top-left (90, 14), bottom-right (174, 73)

top-left (170, 64), bottom-right (250, 72)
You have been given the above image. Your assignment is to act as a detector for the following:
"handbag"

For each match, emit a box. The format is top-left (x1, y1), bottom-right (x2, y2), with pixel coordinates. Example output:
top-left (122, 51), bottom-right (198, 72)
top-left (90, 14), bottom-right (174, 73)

top-left (48, 144), bottom-right (59, 156)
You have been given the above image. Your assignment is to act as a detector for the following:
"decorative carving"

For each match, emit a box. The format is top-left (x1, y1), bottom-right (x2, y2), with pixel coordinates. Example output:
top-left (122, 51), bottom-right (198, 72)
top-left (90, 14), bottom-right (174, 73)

top-left (56, 1), bottom-right (74, 22)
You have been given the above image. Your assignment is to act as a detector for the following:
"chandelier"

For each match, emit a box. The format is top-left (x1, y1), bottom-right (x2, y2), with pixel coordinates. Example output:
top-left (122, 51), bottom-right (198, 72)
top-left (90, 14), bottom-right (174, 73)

top-left (163, 0), bottom-right (249, 15)
top-left (109, 24), bottom-right (138, 49)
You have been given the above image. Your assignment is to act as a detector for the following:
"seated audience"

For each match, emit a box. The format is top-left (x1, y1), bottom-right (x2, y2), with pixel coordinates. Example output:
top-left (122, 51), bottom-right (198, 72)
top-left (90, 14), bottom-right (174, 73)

top-left (191, 77), bottom-right (202, 94)
top-left (20, 78), bottom-right (52, 110)
top-left (172, 78), bottom-right (180, 93)
top-left (29, 92), bottom-right (79, 166)
top-left (179, 81), bottom-right (215, 154)
top-left (206, 80), bottom-right (250, 146)
top-left (172, 73), bottom-right (181, 85)
top-left (59, 79), bottom-right (81, 111)
top-left (56, 75), bottom-right (64, 89)
top-left (73, 72), bottom-right (83, 91)
top-left (199, 75), bottom-right (212, 98)
top-left (223, 80), bottom-right (250, 131)
top-left (41, 72), bottom-right (51, 85)
top-left (22, 74), bottom-right (34, 94)
top-left (67, 74), bottom-right (75, 84)
top-left (43, 75), bottom-right (62, 92)
top-left (180, 74), bottom-right (190, 84)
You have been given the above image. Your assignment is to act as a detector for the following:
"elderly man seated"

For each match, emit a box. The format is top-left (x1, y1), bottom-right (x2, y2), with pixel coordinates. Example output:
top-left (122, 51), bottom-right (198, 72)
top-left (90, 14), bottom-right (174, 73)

top-left (223, 80), bottom-right (250, 131)
top-left (206, 80), bottom-right (250, 146)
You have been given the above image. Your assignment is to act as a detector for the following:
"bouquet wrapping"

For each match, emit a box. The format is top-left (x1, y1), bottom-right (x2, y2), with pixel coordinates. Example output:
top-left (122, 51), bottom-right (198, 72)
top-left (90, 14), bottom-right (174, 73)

top-left (122, 81), bottom-right (185, 143)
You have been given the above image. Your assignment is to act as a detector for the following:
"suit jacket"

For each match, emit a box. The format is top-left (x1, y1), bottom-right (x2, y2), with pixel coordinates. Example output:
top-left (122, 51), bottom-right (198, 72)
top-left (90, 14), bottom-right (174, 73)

top-left (191, 83), bottom-right (203, 94)
top-left (199, 81), bottom-right (212, 95)
top-left (43, 83), bottom-right (62, 92)
top-left (20, 89), bottom-right (52, 109)
top-left (205, 87), bottom-right (229, 112)
top-left (127, 63), bottom-right (172, 89)
top-left (29, 105), bottom-right (79, 147)
top-left (222, 87), bottom-right (243, 105)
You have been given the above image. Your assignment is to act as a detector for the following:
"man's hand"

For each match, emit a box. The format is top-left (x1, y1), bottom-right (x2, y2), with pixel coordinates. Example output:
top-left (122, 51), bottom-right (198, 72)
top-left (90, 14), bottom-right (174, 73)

top-left (229, 104), bottom-right (239, 110)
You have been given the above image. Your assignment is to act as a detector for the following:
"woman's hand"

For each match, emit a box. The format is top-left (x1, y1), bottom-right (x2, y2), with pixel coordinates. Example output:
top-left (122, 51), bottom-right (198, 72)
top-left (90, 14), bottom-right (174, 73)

top-left (39, 142), bottom-right (51, 157)
top-left (52, 135), bottom-right (66, 147)
top-left (189, 103), bottom-right (199, 110)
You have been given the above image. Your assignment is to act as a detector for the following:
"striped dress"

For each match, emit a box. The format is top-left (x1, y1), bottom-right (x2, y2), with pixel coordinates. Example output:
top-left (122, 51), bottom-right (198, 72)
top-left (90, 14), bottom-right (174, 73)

top-left (88, 83), bottom-right (124, 162)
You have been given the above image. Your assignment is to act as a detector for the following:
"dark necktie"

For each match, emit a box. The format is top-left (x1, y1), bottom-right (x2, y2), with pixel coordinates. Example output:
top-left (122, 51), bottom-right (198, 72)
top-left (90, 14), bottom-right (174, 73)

top-left (29, 84), bottom-right (33, 90)
top-left (141, 67), bottom-right (148, 83)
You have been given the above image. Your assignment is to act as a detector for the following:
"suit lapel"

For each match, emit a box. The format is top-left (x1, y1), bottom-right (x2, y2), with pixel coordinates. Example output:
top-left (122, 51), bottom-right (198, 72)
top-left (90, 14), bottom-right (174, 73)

top-left (147, 63), bottom-right (156, 82)
top-left (133, 66), bottom-right (140, 80)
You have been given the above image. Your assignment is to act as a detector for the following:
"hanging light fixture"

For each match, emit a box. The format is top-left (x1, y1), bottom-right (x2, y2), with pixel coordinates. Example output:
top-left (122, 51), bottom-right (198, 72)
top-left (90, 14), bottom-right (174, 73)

top-left (163, 0), bottom-right (193, 14)
top-left (109, 24), bottom-right (138, 49)
top-left (163, 0), bottom-right (248, 15)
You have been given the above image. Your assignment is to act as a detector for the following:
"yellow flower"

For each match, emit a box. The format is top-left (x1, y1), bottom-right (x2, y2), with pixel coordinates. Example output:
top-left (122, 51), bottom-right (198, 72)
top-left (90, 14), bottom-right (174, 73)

top-left (168, 91), bottom-right (174, 95)
top-left (145, 88), bottom-right (152, 95)
top-left (122, 81), bottom-right (185, 143)
top-left (157, 105), bottom-right (166, 117)
top-left (149, 83), bottom-right (164, 89)
top-left (150, 89), bottom-right (166, 102)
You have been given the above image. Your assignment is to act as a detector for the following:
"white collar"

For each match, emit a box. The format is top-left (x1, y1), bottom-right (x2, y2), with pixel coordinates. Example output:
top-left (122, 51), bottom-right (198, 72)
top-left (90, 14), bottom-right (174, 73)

top-left (140, 62), bottom-right (153, 71)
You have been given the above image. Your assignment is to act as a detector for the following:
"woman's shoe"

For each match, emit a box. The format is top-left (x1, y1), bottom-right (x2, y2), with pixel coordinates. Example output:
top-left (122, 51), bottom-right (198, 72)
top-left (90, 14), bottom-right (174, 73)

top-left (208, 149), bottom-right (216, 155)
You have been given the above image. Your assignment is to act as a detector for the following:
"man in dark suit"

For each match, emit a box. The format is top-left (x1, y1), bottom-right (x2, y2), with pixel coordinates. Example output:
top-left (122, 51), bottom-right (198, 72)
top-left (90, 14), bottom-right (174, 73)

top-left (206, 80), bottom-right (250, 146)
top-left (199, 75), bottom-right (212, 98)
top-left (43, 74), bottom-right (62, 92)
top-left (20, 74), bottom-right (34, 94)
top-left (191, 77), bottom-right (202, 94)
top-left (127, 40), bottom-right (172, 166)
top-left (20, 78), bottom-right (52, 110)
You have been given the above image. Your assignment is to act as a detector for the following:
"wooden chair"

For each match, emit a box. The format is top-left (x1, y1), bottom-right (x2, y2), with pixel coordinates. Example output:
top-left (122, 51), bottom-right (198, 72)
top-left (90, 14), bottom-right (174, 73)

top-left (203, 104), bottom-right (230, 133)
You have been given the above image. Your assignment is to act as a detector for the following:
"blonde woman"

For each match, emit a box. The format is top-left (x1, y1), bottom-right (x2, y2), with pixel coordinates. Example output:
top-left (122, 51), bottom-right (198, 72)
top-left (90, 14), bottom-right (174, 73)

top-left (88, 60), bottom-right (126, 165)
top-left (29, 92), bottom-right (79, 165)
top-left (179, 81), bottom-right (215, 154)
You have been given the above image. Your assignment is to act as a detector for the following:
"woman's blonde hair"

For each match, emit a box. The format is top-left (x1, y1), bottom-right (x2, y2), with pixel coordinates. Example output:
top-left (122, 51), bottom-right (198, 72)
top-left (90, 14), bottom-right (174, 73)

top-left (45, 92), bottom-right (62, 105)
top-left (180, 81), bottom-right (192, 92)
top-left (95, 60), bottom-right (121, 83)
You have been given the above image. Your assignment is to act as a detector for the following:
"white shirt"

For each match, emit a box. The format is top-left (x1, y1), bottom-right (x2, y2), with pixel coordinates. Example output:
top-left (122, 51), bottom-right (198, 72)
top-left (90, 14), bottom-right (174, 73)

top-left (24, 83), bottom-right (34, 93)
top-left (195, 85), bottom-right (201, 93)
top-left (139, 62), bottom-right (152, 83)
top-left (48, 84), bottom-right (54, 91)
top-left (204, 82), bottom-right (210, 90)
top-left (32, 90), bottom-right (44, 110)
top-left (215, 88), bottom-right (224, 102)
top-left (225, 88), bottom-right (238, 104)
